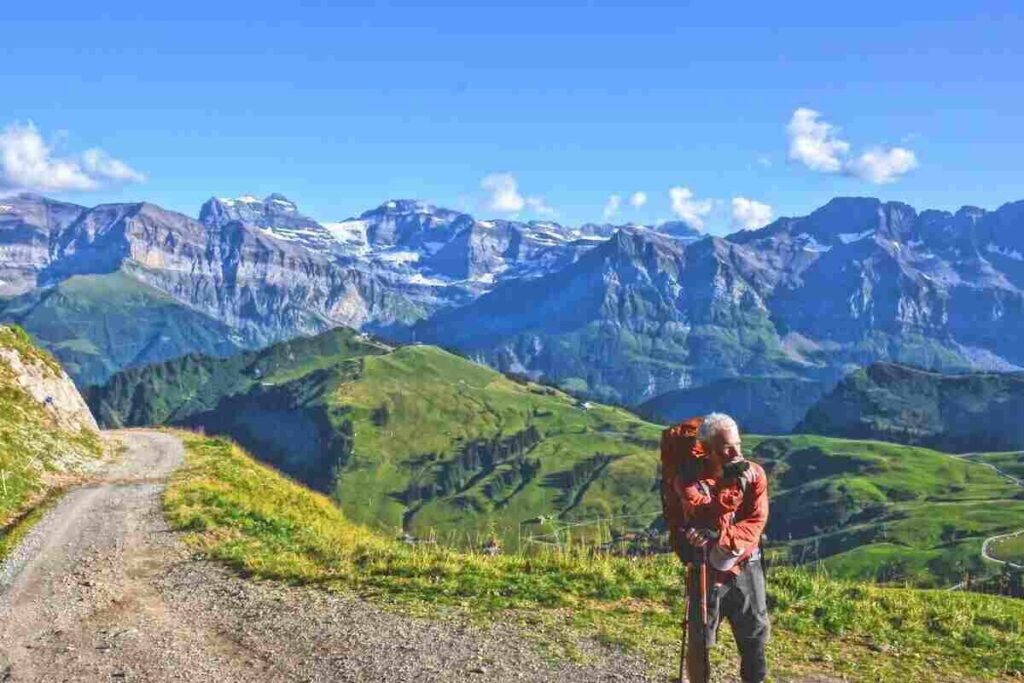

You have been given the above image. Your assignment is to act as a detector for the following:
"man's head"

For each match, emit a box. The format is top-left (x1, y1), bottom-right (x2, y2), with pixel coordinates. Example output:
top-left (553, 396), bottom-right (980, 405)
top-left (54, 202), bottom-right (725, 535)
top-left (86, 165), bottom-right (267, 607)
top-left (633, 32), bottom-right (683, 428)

top-left (698, 412), bottom-right (743, 469)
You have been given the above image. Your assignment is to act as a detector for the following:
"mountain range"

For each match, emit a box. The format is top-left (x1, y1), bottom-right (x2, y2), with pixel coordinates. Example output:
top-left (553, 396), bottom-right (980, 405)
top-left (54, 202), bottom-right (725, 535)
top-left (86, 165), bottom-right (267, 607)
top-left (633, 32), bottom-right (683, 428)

top-left (2, 192), bottom-right (1024, 426)
top-left (416, 197), bottom-right (1024, 409)
top-left (0, 192), bottom-right (674, 384)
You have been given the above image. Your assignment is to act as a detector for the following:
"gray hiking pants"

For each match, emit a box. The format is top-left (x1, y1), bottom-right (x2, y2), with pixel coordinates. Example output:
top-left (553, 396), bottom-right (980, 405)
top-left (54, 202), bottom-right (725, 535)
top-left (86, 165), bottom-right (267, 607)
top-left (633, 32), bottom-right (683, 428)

top-left (686, 558), bottom-right (770, 683)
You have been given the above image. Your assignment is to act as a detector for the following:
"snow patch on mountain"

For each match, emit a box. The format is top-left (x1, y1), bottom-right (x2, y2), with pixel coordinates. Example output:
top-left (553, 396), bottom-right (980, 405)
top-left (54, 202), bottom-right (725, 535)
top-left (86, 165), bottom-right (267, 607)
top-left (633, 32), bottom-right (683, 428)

top-left (987, 243), bottom-right (1024, 261)
top-left (407, 273), bottom-right (450, 287)
top-left (256, 226), bottom-right (329, 244)
top-left (838, 229), bottom-right (875, 244)
top-left (219, 194), bottom-right (262, 205)
top-left (323, 220), bottom-right (370, 252)
top-left (376, 250), bottom-right (422, 265)
top-left (795, 233), bottom-right (832, 253)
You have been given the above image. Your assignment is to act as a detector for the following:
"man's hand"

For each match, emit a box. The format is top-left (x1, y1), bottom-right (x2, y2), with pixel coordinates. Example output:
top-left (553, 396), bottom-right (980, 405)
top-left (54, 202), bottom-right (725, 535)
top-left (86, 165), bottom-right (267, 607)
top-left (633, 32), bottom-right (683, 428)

top-left (738, 464), bottom-right (759, 488)
top-left (685, 527), bottom-right (719, 548)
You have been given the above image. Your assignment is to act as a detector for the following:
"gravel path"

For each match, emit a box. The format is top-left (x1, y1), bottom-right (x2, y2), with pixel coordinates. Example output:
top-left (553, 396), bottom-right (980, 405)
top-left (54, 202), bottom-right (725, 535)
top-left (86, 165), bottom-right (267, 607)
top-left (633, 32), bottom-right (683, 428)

top-left (0, 430), bottom-right (657, 682)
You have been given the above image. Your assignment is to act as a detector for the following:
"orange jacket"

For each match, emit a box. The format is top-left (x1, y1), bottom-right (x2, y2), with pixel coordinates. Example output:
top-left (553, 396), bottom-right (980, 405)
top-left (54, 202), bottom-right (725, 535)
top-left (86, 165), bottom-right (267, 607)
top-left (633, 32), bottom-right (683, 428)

top-left (675, 460), bottom-right (769, 578)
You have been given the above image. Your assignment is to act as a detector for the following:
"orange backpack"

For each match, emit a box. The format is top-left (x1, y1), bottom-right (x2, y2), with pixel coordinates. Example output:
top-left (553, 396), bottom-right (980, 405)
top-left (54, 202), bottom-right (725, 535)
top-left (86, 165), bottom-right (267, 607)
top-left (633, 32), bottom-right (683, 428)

top-left (660, 416), bottom-right (707, 558)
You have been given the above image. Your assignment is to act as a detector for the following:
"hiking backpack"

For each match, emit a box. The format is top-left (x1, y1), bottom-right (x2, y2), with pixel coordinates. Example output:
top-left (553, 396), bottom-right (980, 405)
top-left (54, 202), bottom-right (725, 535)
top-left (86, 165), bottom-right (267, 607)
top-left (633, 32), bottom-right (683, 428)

top-left (660, 416), bottom-right (707, 561)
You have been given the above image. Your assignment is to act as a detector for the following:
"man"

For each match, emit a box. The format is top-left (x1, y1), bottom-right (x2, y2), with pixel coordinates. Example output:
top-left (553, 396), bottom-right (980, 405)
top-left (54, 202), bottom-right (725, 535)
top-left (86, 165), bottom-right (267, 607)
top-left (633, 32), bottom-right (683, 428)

top-left (680, 412), bottom-right (769, 683)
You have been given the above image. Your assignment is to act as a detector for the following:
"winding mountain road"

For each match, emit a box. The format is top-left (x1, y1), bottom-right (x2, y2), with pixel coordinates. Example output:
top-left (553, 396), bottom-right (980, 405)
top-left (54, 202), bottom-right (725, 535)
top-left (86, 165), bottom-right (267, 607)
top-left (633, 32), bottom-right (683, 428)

top-left (0, 430), bottom-right (660, 682)
top-left (947, 453), bottom-right (1024, 590)
top-left (968, 455), bottom-right (1024, 571)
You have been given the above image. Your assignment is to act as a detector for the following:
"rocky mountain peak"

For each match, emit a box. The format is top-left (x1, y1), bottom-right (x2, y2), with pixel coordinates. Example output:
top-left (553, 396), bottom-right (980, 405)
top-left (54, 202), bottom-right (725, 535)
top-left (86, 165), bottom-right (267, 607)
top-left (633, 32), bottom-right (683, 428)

top-left (364, 199), bottom-right (430, 214)
top-left (264, 192), bottom-right (298, 208)
top-left (653, 220), bottom-right (703, 242)
top-left (584, 227), bottom-right (686, 282)
top-left (196, 193), bottom-right (336, 251)
top-left (199, 193), bottom-right (305, 224)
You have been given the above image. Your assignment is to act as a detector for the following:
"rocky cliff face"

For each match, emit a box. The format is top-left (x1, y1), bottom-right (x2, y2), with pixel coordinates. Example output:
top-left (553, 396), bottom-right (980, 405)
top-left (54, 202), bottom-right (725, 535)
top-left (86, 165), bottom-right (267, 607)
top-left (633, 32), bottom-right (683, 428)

top-left (0, 344), bottom-right (97, 433)
top-left (0, 325), bottom-right (102, 523)
top-left (0, 196), bottom-right (87, 296)
top-left (58, 199), bottom-right (417, 338)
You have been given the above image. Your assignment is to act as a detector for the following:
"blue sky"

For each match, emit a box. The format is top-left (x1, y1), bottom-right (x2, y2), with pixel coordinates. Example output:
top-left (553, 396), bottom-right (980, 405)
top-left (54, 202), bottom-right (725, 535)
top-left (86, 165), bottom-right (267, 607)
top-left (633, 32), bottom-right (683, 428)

top-left (1, 1), bottom-right (1022, 233)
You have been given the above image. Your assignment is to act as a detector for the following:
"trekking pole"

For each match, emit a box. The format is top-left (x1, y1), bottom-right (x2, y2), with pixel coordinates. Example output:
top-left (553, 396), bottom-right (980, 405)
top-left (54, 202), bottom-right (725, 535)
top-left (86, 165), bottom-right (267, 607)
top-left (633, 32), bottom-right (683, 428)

top-left (699, 545), bottom-right (710, 683)
top-left (678, 563), bottom-right (689, 682)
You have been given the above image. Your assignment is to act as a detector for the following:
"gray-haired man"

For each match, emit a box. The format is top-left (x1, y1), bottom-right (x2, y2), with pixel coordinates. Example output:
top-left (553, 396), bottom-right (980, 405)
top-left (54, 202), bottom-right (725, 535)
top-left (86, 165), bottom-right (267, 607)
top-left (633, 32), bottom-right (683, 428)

top-left (680, 413), bottom-right (770, 683)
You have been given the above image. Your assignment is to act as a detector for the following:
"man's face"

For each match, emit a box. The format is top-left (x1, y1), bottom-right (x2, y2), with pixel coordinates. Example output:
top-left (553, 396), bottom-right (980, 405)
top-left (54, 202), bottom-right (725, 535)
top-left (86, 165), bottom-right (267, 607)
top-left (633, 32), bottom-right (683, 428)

top-left (710, 425), bottom-right (743, 466)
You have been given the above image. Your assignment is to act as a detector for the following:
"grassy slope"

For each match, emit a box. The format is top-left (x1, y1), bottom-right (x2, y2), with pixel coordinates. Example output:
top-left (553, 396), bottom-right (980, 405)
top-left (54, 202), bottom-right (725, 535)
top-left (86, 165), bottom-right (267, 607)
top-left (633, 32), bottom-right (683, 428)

top-left (750, 436), bottom-right (1024, 585)
top-left (0, 325), bottom-right (104, 528)
top-left (165, 433), bottom-right (1024, 682)
top-left (331, 345), bottom-right (663, 545)
top-left (0, 271), bottom-right (245, 385)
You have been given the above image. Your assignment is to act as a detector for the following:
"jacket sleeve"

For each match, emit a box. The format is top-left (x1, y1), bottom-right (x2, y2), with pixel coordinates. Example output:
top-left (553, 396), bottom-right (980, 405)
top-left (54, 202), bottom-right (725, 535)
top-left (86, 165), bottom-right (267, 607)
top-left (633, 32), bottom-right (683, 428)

top-left (675, 478), bottom-right (712, 516)
top-left (716, 465), bottom-right (769, 554)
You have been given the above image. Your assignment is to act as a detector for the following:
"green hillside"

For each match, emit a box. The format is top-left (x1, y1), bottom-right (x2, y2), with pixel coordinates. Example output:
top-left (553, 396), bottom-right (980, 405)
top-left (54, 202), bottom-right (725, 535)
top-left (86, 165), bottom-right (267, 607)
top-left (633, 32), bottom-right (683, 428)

top-left (165, 432), bottom-right (1024, 682)
top-left (91, 336), bottom-right (665, 544)
top-left (0, 271), bottom-right (246, 385)
top-left (750, 436), bottom-right (1024, 584)
top-left (328, 344), bottom-right (662, 542)
top-left (0, 326), bottom-right (104, 531)
top-left (92, 331), bottom-right (1024, 586)
top-left (88, 325), bottom-right (392, 427)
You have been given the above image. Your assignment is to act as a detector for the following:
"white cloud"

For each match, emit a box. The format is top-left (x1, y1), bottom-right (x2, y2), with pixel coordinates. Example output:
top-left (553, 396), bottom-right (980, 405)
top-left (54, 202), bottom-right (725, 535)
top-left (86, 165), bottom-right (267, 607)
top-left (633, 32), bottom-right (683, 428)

top-left (480, 172), bottom-right (555, 216)
top-left (731, 197), bottom-right (773, 231)
top-left (786, 108), bottom-right (918, 185)
top-left (81, 148), bottom-right (147, 183)
top-left (0, 122), bottom-right (146, 192)
top-left (845, 147), bottom-right (918, 184)
top-left (787, 108), bottom-right (850, 173)
top-left (629, 191), bottom-right (647, 208)
top-left (603, 194), bottom-right (621, 220)
top-left (526, 196), bottom-right (557, 217)
top-left (480, 172), bottom-right (525, 212)
top-left (669, 186), bottom-right (713, 230)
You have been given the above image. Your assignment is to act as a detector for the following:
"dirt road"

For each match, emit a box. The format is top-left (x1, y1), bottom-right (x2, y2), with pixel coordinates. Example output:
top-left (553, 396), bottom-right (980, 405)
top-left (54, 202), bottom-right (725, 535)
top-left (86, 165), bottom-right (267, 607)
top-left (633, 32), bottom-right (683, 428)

top-left (0, 431), bottom-right (655, 682)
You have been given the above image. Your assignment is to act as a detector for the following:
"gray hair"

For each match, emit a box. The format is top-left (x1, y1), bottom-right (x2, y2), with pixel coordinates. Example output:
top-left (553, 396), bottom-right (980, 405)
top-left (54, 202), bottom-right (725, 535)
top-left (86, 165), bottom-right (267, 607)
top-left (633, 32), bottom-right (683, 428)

top-left (698, 412), bottom-right (739, 446)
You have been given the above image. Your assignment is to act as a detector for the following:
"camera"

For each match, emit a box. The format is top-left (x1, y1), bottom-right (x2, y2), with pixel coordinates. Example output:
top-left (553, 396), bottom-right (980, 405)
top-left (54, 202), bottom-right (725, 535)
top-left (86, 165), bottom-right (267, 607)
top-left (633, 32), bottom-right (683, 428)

top-left (721, 459), bottom-right (750, 482)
